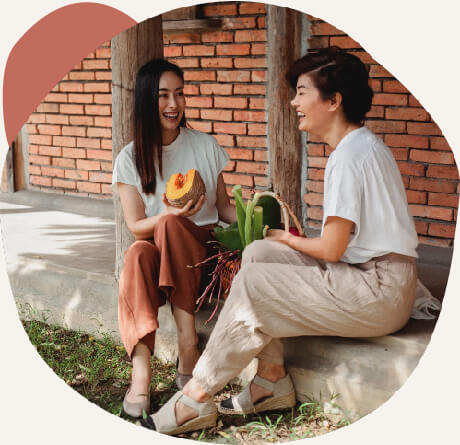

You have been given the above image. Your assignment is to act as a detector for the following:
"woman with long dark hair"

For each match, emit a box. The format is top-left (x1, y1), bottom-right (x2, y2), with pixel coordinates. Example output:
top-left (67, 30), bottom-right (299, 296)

top-left (140, 47), bottom-right (418, 435)
top-left (112, 59), bottom-right (235, 418)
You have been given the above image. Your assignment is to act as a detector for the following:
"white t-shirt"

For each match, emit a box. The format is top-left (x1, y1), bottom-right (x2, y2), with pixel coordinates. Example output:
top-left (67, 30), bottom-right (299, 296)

top-left (112, 127), bottom-right (229, 226)
top-left (322, 126), bottom-right (418, 263)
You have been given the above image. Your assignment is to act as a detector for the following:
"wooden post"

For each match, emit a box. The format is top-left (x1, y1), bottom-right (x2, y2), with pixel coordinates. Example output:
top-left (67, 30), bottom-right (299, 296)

top-left (266, 6), bottom-right (304, 225)
top-left (112, 17), bottom-right (164, 278)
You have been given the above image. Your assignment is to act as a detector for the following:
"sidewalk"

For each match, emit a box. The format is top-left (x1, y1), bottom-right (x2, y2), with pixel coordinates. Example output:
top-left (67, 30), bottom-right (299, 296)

top-left (0, 189), bottom-right (451, 419)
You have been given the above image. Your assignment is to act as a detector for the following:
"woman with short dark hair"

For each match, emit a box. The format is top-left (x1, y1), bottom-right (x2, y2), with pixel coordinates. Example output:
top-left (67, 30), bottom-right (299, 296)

top-left (112, 59), bottom-right (235, 418)
top-left (141, 47), bottom-right (418, 436)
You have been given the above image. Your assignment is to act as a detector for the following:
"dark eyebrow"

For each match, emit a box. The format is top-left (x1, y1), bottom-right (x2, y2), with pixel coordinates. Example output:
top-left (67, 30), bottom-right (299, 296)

top-left (159, 87), bottom-right (184, 92)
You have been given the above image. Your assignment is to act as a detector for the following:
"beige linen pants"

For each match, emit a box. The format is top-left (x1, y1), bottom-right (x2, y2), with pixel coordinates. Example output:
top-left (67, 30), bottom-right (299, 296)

top-left (193, 239), bottom-right (417, 395)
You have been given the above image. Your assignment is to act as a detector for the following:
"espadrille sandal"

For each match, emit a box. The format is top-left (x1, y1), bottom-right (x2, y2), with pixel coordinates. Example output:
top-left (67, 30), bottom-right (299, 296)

top-left (123, 387), bottom-right (150, 418)
top-left (218, 374), bottom-right (296, 415)
top-left (137, 391), bottom-right (217, 435)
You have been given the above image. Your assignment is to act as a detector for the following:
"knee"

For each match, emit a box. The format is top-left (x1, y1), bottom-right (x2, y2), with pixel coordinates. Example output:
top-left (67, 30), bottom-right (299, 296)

top-left (124, 240), bottom-right (159, 266)
top-left (155, 214), bottom-right (187, 235)
top-left (242, 239), bottom-right (277, 265)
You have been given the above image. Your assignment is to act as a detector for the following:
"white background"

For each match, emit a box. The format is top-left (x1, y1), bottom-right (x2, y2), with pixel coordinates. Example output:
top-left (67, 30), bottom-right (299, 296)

top-left (1, 1), bottom-right (459, 444)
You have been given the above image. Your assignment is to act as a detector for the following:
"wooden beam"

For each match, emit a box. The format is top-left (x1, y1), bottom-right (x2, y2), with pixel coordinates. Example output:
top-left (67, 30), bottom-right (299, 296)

top-left (163, 18), bottom-right (222, 33)
top-left (111, 17), bottom-right (164, 278)
top-left (267, 6), bottom-right (304, 225)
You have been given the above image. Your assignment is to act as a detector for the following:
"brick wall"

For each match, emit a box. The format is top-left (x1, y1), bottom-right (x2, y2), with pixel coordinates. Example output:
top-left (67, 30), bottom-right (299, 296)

top-left (26, 40), bottom-right (112, 198)
top-left (24, 2), bottom-right (458, 246)
top-left (305, 15), bottom-right (458, 247)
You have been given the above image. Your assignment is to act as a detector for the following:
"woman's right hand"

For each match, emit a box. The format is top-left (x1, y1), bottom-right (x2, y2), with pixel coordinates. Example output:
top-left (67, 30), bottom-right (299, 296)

top-left (161, 193), bottom-right (206, 218)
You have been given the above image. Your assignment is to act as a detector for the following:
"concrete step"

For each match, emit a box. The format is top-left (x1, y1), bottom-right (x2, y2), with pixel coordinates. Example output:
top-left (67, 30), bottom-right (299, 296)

top-left (1, 190), bottom-right (448, 420)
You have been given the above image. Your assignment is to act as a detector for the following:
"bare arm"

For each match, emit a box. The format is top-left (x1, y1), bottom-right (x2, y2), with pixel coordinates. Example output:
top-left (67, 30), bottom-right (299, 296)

top-left (265, 216), bottom-right (354, 262)
top-left (215, 173), bottom-right (237, 224)
top-left (117, 182), bottom-right (205, 240)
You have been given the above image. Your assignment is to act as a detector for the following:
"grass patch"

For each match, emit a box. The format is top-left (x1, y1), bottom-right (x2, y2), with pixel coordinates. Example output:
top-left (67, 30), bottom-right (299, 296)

top-left (22, 319), bottom-right (352, 442)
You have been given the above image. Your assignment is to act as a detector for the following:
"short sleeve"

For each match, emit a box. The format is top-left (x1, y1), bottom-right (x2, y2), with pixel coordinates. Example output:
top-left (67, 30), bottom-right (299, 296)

top-left (212, 138), bottom-right (230, 174)
top-left (323, 156), bottom-right (362, 226)
top-left (112, 144), bottom-right (138, 188)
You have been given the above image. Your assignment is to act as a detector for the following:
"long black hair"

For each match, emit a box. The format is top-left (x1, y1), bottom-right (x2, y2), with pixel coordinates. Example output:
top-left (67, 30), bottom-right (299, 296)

top-left (133, 59), bottom-right (187, 195)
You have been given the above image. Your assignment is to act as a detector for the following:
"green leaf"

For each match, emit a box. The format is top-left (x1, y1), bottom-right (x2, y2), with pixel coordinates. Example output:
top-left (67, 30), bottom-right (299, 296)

top-left (213, 226), bottom-right (243, 251)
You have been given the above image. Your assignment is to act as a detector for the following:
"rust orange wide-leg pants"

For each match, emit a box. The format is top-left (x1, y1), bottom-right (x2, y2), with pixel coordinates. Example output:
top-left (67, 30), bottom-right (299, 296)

top-left (118, 214), bottom-right (214, 358)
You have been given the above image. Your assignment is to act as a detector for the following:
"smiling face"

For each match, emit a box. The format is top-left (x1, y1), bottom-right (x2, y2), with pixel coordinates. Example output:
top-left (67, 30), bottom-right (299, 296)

top-left (158, 70), bottom-right (186, 142)
top-left (290, 72), bottom-right (333, 137)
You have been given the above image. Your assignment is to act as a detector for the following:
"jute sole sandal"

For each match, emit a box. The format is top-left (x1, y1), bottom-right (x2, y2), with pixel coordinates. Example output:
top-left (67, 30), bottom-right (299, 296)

top-left (137, 390), bottom-right (217, 435)
top-left (218, 374), bottom-right (296, 415)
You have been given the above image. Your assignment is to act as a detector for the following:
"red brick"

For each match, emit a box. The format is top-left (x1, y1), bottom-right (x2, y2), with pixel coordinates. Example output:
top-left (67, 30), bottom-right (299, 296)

top-left (419, 236), bottom-right (452, 247)
top-left (184, 85), bottom-right (200, 95)
top-left (369, 79), bottom-right (382, 93)
top-left (406, 190), bottom-right (426, 204)
top-left (308, 36), bottom-right (329, 49)
top-left (77, 137), bottom-right (101, 149)
top-left (366, 106), bottom-right (384, 119)
top-left (82, 60), bottom-right (109, 70)
top-left (36, 103), bottom-right (59, 113)
top-left (38, 146), bottom-right (62, 157)
top-left (168, 33), bottom-right (201, 44)
top-left (248, 98), bottom-right (264, 110)
top-left (77, 181), bottom-right (101, 193)
top-left (252, 71), bottom-right (266, 82)
top-left (385, 107), bottom-right (429, 121)
top-left (84, 83), bottom-right (110, 93)
top-left (28, 144), bottom-right (38, 155)
top-left (101, 184), bottom-right (112, 194)
top-left (308, 157), bottom-right (328, 168)
top-left (68, 93), bottom-right (94, 104)
top-left (222, 17), bottom-right (256, 30)
top-left (200, 58), bottom-right (233, 68)
top-left (95, 72), bottom-right (112, 81)
top-left (29, 114), bottom-right (46, 124)
top-left (234, 58), bottom-right (266, 69)
top-left (95, 47), bottom-right (111, 58)
top-left (30, 175), bottom-right (52, 187)
top-left (213, 134), bottom-right (235, 147)
top-left (428, 193), bottom-right (459, 207)
top-left (59, 82), bottom-right (84, 93)
top-left (426, 165), bottom-right (459, 180)
top-left (235, 30), bottom-right (266, 42)
top-left (183, 45), bottom-right (215, 57)
top-left (52, 178), bottom-right (76, 189)
top-left (251, 43), bottom-right (266, 55)
top-left (87, 127), bottom-right (111, 138)
top-left (101, 162), bottom-right (112, 171)
top-left (236, 161), bottom-right (267, 175)
top-left (28, 165), bottom-right (41, 175)
top-left (373, 93), bottom-right (407, 106)
top-left (304, 193), bottom-right (324, 206)
top-left (69, 72), bottom-right (95, 81)
top-left (184, 71), bottom-right (216, 81)
top-left (222, 173), bottom-right (254, 187)
top-left (216, 44), bottom-right (251, 56)
top-left (217, 70), bottom-right (251, 83)
top-left (185, 109), bottom-right (200, 119)
top-left (382, 80), bottom-right (409, 94)
top-left (409, 150), bottom-right (454, 165)
top-left (226, 148), bottom-right (253, 160)
top-left (69, 116), bottom-right (94, 126)
top-left (94, 117), bottom-right (112, 128)
top-left (407, 122), bottom-right (442, 136)
top-left (215, 97), bottom-right (248, 109)
top-left (414, 220), bottom-right (428, 235)
top-left (201, 31), bottom-right (233, 43)
top-left (410, 205), bottom-right (453, 221)
top-left (52, 158), bottom-right (75, 168)
top-left (239, 2), bottom-right (266, 14)
top-left (390, 148), bottom-right (408, 160)
top-left (203, 4), bottom-right (237, 16)
top-left (366, 120), bottom-right (406, 134)
top-left (255, 176), bottom-right (269, 187)
top-left (257, 16), bottom-right (266, 28)
top-left (248, 123), bottom-right (266, 135)
top-left (171, 57), bottom-right (200, 68)
top-left (164, 46), bottom-right (182, 57)
top-left (236, 136), bottom-right (266, 148)
top-left (43, 92), bottom-right (68, 103)
top-left (62, 148), bottom-right (86, 158)
top-left (308, 144), bottom-right (325, 157)
top-left (101, 139), bottom-right (112, 150)
top-left (384, 134), bottom-right (428, 148)
top-left (200, 83), bottom-right (233, 95)
top-left (409, 95), bottom-right (422, 107)
top-left (369, 65), bottom-right (393, 78)
top-left (308, 207), bottom-right (324, 221)
top-left (76, 159), bottom-right (100, 171)
top-left (85, 105), bottom-right (111, 116)
top-left (308, 168), bottom-right (325, 181)
top-left (94, 94), bottom-right (112, 105)
top-left (201, 109), bottom-right (233, 121)
top-left (234, 110), bottom-right (266, 122)
top-left (310, 22), bottom-right (344, 35)
top-left (53, 136), bottom-right (76, 147)
top-left (186, 96), bottom-right (213, 108)
top-left (87, 149), bottom-right (112, 160)
top-left (397, 162), bottom-right (425, 176)
top-left (409, 177), bottom-right (457, 193)
top-left (330, 36), bottom-right (360, 48)
top-left (214, 122), bottom-right (247, 135)
top-left (428, 223), bottom-right (456, 238)
top-left (37, 124), bottom-right (61, 136)
top-left (224, 161), bottom-right (236, 172)
top-left (430, 137), bottom-right (451, 151)
top-left (89, 171), bottom-right (112, 183)
top-left (60, 104), bottom-right (84, 114)
top-left (254, 150), bottom-right (268, 162)
top-left (41, 166), bottom-right (65, 178)
top-left (234, 84), bottom-right (265, 95)
top-left (29, 154), bottom-right (51, 165)
top-left (188, 121), bottom-right (212, 133)
top-left (29, 134), bottom-right (52, 145)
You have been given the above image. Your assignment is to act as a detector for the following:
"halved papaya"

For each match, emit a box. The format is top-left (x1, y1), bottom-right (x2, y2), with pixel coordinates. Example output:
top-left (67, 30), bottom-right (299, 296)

top-left (165, 169), bottom-right (206, 208)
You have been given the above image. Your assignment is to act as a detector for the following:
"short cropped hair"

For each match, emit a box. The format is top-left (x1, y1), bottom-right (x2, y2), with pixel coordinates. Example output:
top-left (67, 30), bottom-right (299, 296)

top-left (286, 46), bottom-right (373, 124)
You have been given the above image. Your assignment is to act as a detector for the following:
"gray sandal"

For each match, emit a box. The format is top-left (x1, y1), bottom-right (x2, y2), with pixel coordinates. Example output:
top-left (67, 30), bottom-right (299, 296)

top-left (123, 387), bottom-right (150, 418)
top-left (138, 390), bottom-right (217, 435)
top-left (218, 374), bottom-right (296, 415)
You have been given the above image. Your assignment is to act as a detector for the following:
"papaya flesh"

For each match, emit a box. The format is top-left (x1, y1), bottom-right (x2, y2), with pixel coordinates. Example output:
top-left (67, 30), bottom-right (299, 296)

top-left (165, 169), bottom-right (205, 208)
